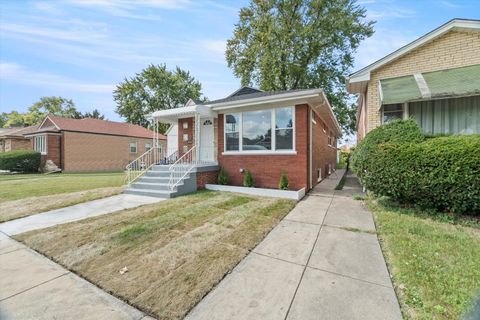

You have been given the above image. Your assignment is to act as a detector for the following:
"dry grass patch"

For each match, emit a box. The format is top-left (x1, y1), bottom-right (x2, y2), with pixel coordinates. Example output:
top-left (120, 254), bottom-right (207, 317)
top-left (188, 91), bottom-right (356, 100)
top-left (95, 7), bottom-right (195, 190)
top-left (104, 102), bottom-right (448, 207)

top-left (0, 187), bottom-right (123, 223)
top-left (15, 191), bottom-right (295, 319)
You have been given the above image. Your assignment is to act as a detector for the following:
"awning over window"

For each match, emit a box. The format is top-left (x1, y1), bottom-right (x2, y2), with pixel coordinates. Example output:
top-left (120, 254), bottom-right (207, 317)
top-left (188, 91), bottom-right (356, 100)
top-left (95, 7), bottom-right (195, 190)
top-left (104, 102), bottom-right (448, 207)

top-left (379, 64), bottom-right (480, 106)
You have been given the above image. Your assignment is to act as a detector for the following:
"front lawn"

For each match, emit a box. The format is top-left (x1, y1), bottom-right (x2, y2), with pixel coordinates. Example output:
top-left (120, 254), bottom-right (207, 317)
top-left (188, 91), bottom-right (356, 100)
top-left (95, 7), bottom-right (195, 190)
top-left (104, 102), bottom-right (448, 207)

top-left (367, 197), bottom-right (480, 320)
top-left (15, 191), bottom-right (295, 319)
top-left (0, 187), bottom-right (123, 223)
top-left (0, 172), bottom-right (125, 202)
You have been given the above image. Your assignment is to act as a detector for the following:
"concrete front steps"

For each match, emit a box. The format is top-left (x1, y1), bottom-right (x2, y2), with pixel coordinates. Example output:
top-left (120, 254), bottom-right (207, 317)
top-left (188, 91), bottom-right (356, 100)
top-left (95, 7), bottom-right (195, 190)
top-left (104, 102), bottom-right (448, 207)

top-left (124, 165), bottom-right (196, 198)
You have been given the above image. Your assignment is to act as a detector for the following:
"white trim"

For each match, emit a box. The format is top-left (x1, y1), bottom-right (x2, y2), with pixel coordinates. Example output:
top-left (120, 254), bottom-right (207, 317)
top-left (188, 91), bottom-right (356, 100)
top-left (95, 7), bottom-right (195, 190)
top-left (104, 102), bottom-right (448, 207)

top-left (205, 184), bottom-right (306, 201)
top-left (222, 151), bottom-right (297, 156)
top-left (38, 115), bottom-right (61, 130)
top-left (378, 80), bottom-right (384, 105)
top-left (347, 19), bottom-right (480, 92)
top-left (309, 108), bottom-right (313, 189)
top-left (210, 89), bottom-right (323, 110)
top-left (33, 134), bottom-right (47, 155)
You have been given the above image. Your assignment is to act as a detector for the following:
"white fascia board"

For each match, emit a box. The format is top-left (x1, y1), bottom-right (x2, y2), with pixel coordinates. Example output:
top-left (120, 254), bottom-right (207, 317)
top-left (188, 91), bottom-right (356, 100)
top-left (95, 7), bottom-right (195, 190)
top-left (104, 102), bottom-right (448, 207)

top-left (348, 19), bottom-right (480, 88)
top-left (39, 115), bottom-right (60, 130)
top-left (317, 90), bottom-right (342, 136)
top-left (208, 89), bottom-right (323, 110)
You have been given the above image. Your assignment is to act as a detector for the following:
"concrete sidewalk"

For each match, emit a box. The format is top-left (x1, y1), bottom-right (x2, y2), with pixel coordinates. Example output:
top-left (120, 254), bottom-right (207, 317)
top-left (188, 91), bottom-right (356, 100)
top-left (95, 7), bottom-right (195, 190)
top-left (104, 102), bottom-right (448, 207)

top-left (187, 170), bottom-right (402, 320)
top-left (0, 231), bottom-right (153, 320)
top-left (0, 194), bottom-right (163, 236)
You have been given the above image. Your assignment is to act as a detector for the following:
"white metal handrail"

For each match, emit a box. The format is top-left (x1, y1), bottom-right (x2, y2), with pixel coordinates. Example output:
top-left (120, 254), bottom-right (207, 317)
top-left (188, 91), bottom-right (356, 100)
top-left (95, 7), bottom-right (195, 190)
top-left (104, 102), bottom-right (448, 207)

top-left (168, 145), bottom-right (197, 190)
top-left (126, 146), bottom-right (166, 185)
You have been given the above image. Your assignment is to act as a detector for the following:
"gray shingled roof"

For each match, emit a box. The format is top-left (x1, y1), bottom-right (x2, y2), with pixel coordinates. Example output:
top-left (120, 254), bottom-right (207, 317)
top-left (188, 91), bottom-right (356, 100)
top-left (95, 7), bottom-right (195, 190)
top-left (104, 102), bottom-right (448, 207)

top-left (206, 88), bottom-right (316, 105)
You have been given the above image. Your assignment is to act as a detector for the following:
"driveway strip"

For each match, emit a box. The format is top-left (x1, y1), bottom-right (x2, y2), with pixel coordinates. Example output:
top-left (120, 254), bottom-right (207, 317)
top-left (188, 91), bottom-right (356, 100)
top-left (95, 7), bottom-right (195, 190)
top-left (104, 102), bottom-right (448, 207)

top-left (187, 170), bottom-right (403, 320)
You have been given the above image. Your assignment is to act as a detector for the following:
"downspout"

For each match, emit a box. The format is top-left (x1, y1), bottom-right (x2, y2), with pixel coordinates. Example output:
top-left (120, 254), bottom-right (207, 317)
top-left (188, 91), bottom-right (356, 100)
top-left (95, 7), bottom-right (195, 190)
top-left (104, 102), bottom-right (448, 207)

top-left (309, 108), bottom-right (313, 190)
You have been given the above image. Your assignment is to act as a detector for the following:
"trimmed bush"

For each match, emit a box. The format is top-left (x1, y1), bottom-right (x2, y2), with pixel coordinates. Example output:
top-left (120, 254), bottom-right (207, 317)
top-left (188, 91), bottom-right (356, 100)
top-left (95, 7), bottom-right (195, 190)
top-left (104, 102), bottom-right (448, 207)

top-left (218, 167), bottom-right (229, 185)
top-left (351, 119), bottom-right (424, 182)
top-left (0, 150), bottom-right (41, 172)
top-left (279, 173), bottom-right (289, 190)
top-left (243, 170), bottom-right (254, 187)
top-left (351, 119), bottom-right (480, 214)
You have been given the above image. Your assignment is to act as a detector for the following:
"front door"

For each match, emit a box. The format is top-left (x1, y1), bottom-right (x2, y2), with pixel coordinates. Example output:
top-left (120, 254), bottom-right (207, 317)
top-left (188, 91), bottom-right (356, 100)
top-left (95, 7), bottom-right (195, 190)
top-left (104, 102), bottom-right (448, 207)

top-left (200, 118), bottom-right (215, 162)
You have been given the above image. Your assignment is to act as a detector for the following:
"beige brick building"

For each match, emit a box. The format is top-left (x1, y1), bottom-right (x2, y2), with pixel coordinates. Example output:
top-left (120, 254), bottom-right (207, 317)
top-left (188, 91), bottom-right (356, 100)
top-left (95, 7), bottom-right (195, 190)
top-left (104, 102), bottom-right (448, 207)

top-left (347, 19), bottom-right (480, 141)
top-left (26, 115), bottom-right (166, 172)
top-left (0, 126), bottom-right (36, 153)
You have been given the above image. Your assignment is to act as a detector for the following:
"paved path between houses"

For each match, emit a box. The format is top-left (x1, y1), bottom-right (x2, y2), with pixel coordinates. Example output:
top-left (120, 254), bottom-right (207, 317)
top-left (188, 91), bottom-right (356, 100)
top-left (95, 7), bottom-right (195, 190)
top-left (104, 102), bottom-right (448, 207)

top-left (186, 170), bottom-right (403, 320)
top-left (0, 194), bottom-right (164, 236)
top-left (0, 194), bottom-right (164, 320)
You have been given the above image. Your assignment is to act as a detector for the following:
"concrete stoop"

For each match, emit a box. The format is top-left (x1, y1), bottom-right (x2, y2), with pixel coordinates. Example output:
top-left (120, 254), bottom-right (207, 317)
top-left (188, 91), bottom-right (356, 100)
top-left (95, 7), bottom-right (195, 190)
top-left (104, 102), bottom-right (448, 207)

top-left (124, 165), bottom-right (197, 198)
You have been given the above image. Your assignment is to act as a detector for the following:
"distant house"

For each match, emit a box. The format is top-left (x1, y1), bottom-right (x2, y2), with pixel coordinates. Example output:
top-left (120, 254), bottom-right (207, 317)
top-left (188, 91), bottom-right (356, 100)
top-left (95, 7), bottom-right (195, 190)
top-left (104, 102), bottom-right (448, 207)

top-left (125, 87), bottom-right (341, 198)
top-left (347, 18), bottom-right (480, 141)
top-left (0, 126), bottom-right (36, 153)
top-left (25, 115), bottom-right (166, 172)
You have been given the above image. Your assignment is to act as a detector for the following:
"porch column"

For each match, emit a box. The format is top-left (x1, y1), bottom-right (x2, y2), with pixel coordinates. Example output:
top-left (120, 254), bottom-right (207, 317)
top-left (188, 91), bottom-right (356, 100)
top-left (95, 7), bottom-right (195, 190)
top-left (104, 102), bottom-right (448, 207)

top-left (195, 113), bottom-right (200, 163)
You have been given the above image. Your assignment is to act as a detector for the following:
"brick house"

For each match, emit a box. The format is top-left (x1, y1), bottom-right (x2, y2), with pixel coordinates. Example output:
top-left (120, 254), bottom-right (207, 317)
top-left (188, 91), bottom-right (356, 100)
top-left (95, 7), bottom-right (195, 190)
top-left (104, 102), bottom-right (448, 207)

top-left (125, 87), bottom-right (341, 198)
top-left (25, 115), bottom-right (166, 172)
top-left (347, 18), bottom-right (480, 141)
top-left (0, 126), bottom-right (36, 153)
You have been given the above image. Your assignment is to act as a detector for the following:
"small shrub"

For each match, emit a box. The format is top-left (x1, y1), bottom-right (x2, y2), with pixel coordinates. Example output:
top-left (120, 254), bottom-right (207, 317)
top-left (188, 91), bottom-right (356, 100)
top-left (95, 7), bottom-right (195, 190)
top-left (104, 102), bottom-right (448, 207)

top-left (0, 150), bottom-right (41, 172)
top-left (243, 170), bottom-right (254, 188)
top-left (279, 173), bottom-right (289, 190)
top-left (217, 167), bottom-right (229, 185)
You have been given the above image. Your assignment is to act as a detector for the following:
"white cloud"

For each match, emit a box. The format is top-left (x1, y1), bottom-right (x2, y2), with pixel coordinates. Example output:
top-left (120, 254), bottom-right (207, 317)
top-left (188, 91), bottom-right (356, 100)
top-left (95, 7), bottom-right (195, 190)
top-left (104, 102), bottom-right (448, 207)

top-left (33, 2), bottom-right (64, 15)
top-left (197, 40), bottom-right (227, 56)
top-left (0, 62), bottom-right (114, 93)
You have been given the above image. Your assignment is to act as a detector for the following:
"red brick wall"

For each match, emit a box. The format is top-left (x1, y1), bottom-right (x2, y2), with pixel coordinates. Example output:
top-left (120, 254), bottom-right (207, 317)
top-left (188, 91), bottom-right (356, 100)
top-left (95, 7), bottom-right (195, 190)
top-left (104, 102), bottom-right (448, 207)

top-left (311, 112), bottom-right (337, 186)
top-left (217, 105), bottom-right (309, 190)
top-left (47, 134), bottom-right (62, 168)
top-left (62, 131), bottom-right (159, 172)
top-left (196, 170), bottom-right (218, 189)
top-left (178, 118), bottom-right (194, 157)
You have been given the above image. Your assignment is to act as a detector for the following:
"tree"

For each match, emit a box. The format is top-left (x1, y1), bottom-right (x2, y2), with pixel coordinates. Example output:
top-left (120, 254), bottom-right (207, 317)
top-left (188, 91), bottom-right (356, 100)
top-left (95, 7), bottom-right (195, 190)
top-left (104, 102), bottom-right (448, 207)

top-left (2, 96), bottom-right (82, 127)
top-left (28, 96), bottom-right (80, 124)
top-left (226, 0), bottom-right (374, 135)
top-left (78, 109), bottom-right (105, 120)
top-left (114, 64), bottom-right (205, 133)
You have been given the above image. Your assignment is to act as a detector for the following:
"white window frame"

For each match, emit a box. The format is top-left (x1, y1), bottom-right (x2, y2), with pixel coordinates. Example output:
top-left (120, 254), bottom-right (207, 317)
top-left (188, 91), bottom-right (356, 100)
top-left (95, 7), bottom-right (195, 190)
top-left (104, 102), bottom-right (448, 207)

top-left (223, 106), bottom-right (296, 155)
top-left (33, 135), bottom-right (47, 155)
top-left (130, 141), bottom-right (137, 154)
top-left (145, 143), bottom-right (152, 151)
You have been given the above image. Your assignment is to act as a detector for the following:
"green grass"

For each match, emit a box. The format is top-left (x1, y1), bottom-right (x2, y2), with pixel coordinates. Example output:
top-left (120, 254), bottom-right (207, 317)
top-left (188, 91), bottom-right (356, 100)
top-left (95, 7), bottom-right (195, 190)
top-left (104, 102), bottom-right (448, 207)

top-left (367, 196), bottom-right (480, 319)
top-left (0, 172), bottom-right (125, 202)
top-left (334, 175), bottom-right (346, 190)
top-left (16, 191), bottom-right (295, 319)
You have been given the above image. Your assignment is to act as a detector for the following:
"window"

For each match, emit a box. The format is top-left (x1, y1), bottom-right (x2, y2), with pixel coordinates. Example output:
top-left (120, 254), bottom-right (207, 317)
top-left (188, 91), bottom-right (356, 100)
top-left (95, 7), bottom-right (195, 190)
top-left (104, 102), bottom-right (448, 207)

top-left (275, 107), bottom-right (293, 150)
top-left (33, 135), bottom-right (47, 155)
top-left (243, 110), bottom-right (271, 150)
top-left (183, 121), bottom-right (188, 129)
top-left (145, 143), bottom-right (152, 151)
top-left (224, 106), bottom-right (295, 153)
top-left (382, 104), bottom-right (404, 123)
top-left (182, 145), bottom-right (188, 153)
top-left (225, 114), bottom-right (240, 151)
top-left (183, 133), bottom-right (189, 142)
top-left (130, 142), bottom-right (137, 153)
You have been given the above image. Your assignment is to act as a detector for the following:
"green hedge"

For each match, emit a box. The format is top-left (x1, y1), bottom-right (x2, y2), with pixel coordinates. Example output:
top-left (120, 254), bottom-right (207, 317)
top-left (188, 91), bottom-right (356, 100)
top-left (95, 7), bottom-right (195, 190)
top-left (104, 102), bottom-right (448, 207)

top-left (0, 150), bottom-right (41, 172)
top-left (351, 120), bottom-right (480, 215)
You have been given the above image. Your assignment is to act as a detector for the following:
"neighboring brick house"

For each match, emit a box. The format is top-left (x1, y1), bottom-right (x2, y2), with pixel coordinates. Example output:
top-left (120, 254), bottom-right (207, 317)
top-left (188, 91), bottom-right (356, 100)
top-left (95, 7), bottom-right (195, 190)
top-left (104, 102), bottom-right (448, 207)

top-left (148, 87), bottom-right (341, 192)
top-left (347, 18), bottom-right (480, 141)
top-left (0, 126), bottom-right (36, 153)
top-left (25, 115), bottom-right (166, 172)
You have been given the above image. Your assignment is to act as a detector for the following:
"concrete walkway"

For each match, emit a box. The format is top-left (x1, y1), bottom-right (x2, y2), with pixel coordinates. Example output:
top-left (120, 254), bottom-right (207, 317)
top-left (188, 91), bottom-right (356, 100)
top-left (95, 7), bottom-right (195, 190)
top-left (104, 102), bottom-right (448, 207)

top-left (187, 170), bottom-right (402, 320)
top-left (0, 194), bottom-right (163, 236)
top-left (0, 194), bottom-right (164, 319)
top-left (0, 231), bottom-right (153, 320)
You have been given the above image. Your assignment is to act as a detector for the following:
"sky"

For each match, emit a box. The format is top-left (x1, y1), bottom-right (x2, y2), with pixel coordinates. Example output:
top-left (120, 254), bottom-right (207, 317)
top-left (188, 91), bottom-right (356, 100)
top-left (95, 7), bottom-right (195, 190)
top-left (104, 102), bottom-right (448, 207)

top-left (0, 0), bottom-right (479, 122)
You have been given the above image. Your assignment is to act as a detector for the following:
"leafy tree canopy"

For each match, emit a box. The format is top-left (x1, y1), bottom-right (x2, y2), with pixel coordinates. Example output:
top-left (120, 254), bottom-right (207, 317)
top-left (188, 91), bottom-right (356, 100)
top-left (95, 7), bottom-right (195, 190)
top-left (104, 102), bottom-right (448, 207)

top-left (1, 97), bottom-right (106, 127)
top-left (226, 0), bottom-right (374, 135)
top-left (114, 64), bottom-right (205, 133)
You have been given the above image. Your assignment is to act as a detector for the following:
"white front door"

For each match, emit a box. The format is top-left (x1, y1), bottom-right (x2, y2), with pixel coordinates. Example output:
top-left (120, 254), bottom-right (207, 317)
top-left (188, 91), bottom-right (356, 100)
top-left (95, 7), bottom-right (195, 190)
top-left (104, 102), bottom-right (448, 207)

top-left (200, 118), bottom-right (215, 162)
